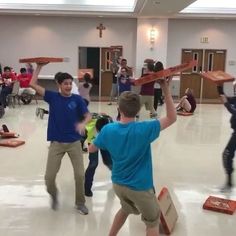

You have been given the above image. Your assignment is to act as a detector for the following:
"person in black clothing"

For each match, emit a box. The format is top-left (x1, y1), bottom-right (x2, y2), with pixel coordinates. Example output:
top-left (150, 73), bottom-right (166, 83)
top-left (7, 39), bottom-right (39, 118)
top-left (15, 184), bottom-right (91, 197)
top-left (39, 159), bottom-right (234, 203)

top-left (153, 61), bottom-right (164, 111)
top-left (217, 85), bottom-right (236, 192)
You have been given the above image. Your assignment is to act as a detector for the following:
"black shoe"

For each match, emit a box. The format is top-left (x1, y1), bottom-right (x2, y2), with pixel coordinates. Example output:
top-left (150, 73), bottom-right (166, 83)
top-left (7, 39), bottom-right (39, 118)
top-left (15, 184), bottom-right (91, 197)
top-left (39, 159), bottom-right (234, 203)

top-left (85, 189), bottom-right (93, 197)
top-left (220, 184), bottom-right (233, 193)
top-left (2, 124), bottom-right (9, 132)
top-left (51, 195), bottom-right (58, 210)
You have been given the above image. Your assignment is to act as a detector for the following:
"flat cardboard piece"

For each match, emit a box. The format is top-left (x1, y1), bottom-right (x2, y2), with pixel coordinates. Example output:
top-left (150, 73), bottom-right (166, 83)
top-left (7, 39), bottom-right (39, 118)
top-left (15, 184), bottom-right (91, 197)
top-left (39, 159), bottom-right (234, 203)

top-left (157, 187), bottom-right (178, 235)
top-left (203, 196), bottom-right (236, 215)
top-left (19, 57), bottom-right (64, 63)
top-left (0, 131), bottom-right (19, 138)
top-left (200, 71), bottom-right (235, 84)
top-left (134, 60), bottom-right (197, 86)
top-left (177, 111), bottom-right (194, 116)
top-left (0, 139), bottom-right (25, 147)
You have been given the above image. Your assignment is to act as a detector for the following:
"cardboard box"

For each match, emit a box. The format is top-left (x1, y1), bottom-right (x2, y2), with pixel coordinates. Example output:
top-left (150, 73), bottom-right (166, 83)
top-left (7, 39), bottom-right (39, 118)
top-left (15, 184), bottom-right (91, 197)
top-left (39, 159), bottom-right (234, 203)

top-left (158, 187), bottom-right (178, 235)
top-left (19, 57), bottom-right (64, 63)
top-left (0, 139), bottom-right (25, 147)
top-left (134, 60), bottom-right (197, 86)
top-left (203, 196), bottom-right (236, 215)
top-left (200, 71), bottom-right (234, 84)
top-left (0, 131), bottom-right (19, 138)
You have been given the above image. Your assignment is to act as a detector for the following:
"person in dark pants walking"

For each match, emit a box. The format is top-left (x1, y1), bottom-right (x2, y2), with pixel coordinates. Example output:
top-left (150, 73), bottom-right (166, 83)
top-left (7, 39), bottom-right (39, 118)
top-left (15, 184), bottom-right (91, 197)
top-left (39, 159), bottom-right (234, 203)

top-left (153, 61), bottom-right (164, 112)
top-left (84, 114), bottom-right (113, 197)
top-left (217, 85), bottom-right (236, 192)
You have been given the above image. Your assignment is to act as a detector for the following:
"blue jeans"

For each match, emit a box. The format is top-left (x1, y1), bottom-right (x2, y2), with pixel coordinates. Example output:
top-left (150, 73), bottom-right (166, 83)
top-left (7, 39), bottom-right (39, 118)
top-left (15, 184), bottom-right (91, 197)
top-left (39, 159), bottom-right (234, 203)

top-left (85, 149), bottom-right (112, 193)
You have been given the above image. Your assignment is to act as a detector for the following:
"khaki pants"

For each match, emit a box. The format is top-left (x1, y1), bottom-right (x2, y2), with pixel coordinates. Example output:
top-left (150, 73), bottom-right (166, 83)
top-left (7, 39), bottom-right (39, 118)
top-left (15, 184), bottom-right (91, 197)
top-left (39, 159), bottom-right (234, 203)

top-left (45, 140), bottom-right (85, 206)
top-left (113, 184), bottom-right (160, 227)
top-left (140, 95), bottom-right (155, 114)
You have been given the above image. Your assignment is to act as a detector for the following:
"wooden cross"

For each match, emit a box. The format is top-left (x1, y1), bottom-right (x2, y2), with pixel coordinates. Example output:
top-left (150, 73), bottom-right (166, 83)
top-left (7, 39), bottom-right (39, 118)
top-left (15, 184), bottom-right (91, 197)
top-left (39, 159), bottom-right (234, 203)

top-left (96, 23), bottom-right (106, 38)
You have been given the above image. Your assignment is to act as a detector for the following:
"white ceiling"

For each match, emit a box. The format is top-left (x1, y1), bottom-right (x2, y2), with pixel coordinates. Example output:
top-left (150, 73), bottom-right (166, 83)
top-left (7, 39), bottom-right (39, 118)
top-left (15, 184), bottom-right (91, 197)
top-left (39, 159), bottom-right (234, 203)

top-left (0, 0), bottom-right (235, 19)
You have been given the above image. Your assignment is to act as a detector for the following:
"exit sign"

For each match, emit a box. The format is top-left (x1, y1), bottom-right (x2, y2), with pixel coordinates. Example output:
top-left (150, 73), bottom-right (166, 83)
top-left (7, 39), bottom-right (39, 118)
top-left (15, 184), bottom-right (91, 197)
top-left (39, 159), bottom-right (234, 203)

top-left (201, 37), bottom-right (209, 43)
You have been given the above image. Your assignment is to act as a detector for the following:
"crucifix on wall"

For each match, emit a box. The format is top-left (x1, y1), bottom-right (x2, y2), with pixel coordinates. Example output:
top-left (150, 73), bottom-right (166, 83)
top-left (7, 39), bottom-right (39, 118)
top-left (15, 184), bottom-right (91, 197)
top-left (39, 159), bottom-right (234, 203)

top-left (96, 23), bottom-right (106, 38)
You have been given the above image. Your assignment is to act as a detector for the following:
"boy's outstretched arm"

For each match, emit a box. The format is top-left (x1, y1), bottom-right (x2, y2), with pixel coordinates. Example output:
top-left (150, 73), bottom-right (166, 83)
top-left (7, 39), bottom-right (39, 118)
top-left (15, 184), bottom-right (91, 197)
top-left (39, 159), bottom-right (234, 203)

top-left (88, 143), bottom-right (99, 153)
top-left (158, 78), bottom-right (177, 130)
top-left (77, 112), bottom-right (92, 136)
top-left (30, 63), bottom-right (47, 97)
top-left (217, 85), bottom-right (236, 116)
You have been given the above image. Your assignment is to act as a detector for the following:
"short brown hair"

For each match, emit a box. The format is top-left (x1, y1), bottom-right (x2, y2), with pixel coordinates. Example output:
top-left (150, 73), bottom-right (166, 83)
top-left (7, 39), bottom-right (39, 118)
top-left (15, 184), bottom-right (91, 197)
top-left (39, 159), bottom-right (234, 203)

top-left (118, 91), bottom-right (141, 118)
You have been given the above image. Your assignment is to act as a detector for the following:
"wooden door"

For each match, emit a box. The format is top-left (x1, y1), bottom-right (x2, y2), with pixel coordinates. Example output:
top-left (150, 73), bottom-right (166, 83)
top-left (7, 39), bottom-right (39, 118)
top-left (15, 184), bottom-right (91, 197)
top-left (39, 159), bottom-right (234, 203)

top-left (180, 49), bottom-right (203, 98)
top-left (202, 49), bottom-right (226, 99)
top-left (100, 46), bottom-right (122, 97)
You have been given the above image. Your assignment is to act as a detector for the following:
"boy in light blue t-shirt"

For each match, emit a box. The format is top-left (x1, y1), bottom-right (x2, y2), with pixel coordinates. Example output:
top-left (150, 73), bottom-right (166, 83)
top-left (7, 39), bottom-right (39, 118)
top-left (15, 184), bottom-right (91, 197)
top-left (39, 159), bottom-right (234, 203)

top-left (89, 77), bottom-right (176, 236)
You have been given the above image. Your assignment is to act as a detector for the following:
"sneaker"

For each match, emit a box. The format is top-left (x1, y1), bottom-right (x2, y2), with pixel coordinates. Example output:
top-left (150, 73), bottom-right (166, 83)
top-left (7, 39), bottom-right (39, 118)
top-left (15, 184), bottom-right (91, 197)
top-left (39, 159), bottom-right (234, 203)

top-left (107, 102), bottom-right (112, 105)
top-left (150, 112), bottom-right (157, 118)
top-left (85, 189), bottom-right (93, 197)
top-left (176, 107), bottom-right (183, 112)
top-left (50, 195), bottom-right (58, 210)
top-left (220, 184), bottom-right (232, 193)
top-left (82, 147), bottom-right (88, 153)
top-left (2, 124), bottom-right (9, 132)
top-left (77, 204), bottom-right (89, 215)
top-left (36, 107), bottom-right (40, 117)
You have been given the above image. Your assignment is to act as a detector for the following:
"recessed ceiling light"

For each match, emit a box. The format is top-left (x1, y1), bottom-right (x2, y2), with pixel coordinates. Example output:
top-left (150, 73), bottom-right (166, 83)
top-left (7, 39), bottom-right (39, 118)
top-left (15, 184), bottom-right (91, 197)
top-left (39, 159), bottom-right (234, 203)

top-left (153, 1), bottom-right (161, 4)
top-left (35, 13), bottom-right (41, 16)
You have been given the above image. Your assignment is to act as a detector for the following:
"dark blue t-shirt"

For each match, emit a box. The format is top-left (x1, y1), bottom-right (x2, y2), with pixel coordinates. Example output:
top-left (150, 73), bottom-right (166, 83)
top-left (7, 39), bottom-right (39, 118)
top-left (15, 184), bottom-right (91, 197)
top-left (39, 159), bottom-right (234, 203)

top-left (118, 76), bottom-right (132, 94)
top-left (44, 90), bottom-right (88, 142)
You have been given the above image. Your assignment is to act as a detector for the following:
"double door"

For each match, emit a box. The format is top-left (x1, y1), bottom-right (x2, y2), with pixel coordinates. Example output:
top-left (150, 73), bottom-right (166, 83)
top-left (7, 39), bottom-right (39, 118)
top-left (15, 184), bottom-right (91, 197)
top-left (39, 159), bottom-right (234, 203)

top-left (180, 49), bottom-right (226, 100)
top-left (101, 46), bottom-right (122, 97)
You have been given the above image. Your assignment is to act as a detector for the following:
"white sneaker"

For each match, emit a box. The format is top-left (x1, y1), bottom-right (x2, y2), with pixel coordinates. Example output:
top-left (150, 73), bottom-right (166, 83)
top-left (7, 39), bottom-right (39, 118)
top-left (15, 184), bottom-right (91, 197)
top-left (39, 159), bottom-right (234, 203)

top-left (150, 112), bottom-right (157, 118)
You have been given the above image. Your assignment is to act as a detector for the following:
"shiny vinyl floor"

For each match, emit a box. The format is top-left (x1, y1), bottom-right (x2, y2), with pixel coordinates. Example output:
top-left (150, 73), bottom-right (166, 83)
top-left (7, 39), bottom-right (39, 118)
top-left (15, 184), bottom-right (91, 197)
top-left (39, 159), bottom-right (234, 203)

top-left (0, 101), bottom-right (235, 236)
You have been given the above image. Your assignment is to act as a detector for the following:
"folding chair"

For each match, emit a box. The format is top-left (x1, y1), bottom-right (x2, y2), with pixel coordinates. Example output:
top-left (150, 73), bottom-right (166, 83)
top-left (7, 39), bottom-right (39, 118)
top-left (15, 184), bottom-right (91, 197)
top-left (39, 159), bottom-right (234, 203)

top-left (6, 81), bottom-right (21, 108)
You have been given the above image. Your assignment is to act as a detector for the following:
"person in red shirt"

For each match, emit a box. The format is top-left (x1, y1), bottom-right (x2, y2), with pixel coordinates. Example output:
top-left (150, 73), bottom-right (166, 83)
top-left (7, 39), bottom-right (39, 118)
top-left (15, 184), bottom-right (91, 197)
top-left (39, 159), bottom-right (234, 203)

top-left (17, 67), bottom-right (36, 104)
top-left (0, 66), bottom-right (16, 107)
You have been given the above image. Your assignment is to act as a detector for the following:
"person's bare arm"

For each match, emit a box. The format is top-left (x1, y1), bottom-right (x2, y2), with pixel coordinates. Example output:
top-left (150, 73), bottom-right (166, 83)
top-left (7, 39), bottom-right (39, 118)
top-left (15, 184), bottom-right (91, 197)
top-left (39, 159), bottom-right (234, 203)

top-left (158, 78), bottom-right (177, 130)
top-left (88, 143), bottom-right (99, 153)
top-left (29, 63), bottom-right (47, 97)
top-left (76, 112), bottom-right (92, 136)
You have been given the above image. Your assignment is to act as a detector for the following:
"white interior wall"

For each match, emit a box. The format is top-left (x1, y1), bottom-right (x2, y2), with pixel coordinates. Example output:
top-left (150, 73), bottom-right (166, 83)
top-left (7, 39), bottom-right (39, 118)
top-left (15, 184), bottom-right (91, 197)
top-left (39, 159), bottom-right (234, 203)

top-left (0, 16), bottom-right (137, 76)
top-left (1, 16), bottom-right (236, 96)
top-left (135, 18), bottom-right (168, 77)
top-left (167, 19), bottom-right (236, 95)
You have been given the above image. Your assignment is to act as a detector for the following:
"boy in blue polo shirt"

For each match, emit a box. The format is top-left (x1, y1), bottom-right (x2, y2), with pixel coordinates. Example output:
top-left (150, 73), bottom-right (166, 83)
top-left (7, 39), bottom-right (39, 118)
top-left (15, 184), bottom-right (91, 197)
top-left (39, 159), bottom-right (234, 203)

top-left (89, 78), bottom-right (176, 236)
top-left (30, 63), bottom-right (91, 215)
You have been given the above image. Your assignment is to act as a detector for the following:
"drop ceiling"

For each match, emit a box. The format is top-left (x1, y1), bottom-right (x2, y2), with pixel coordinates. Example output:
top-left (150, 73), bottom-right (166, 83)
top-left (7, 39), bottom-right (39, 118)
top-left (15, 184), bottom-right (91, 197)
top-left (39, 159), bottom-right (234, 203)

top-left (0, 0), bottom-right (235, 19)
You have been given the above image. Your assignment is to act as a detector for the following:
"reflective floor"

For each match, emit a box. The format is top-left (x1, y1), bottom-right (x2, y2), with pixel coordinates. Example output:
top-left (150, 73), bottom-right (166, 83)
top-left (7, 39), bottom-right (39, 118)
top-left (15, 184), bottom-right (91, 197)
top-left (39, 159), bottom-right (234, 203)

top-left (0, 101), bottom-right (235, 236)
